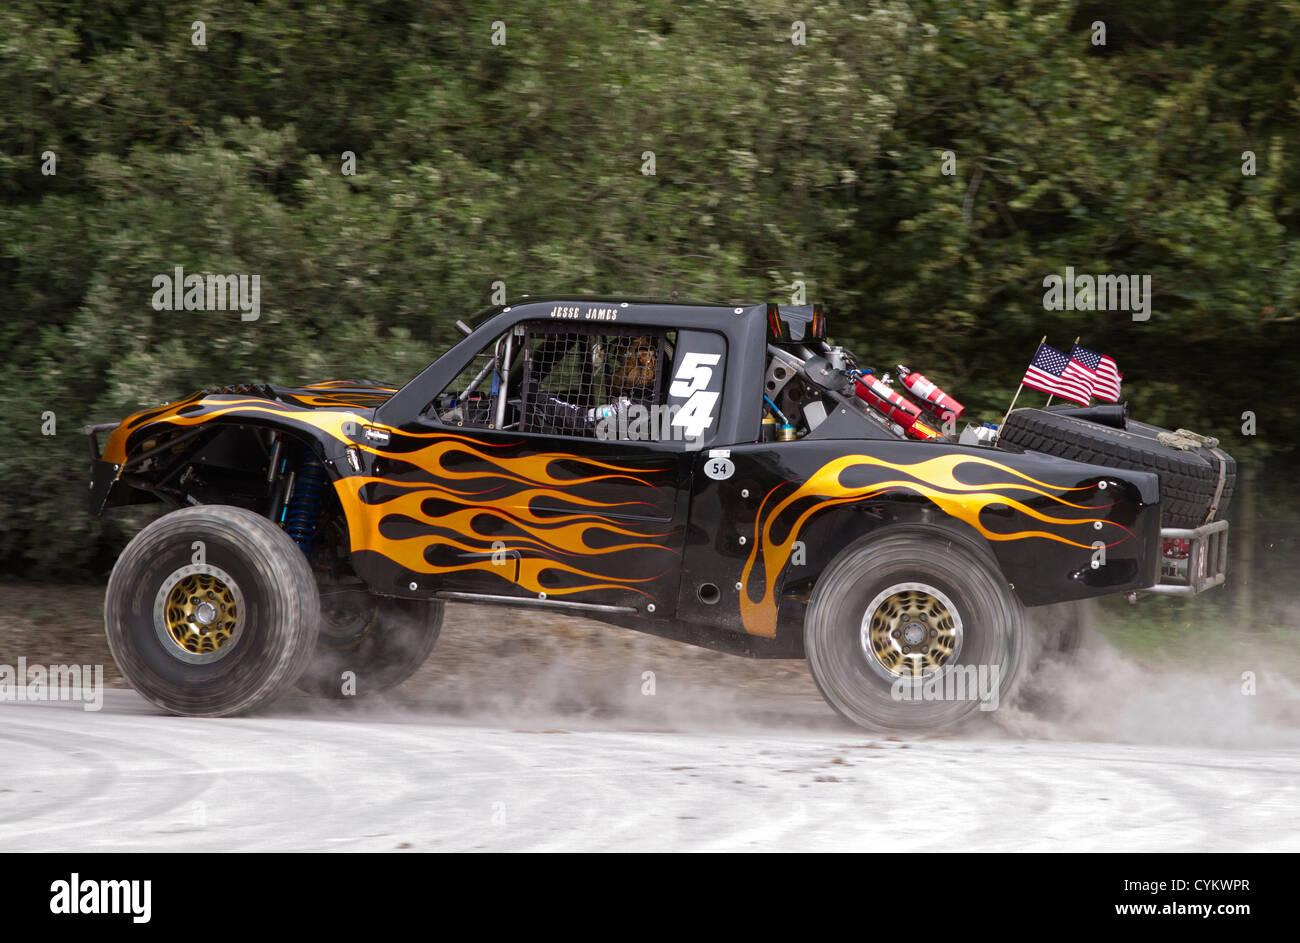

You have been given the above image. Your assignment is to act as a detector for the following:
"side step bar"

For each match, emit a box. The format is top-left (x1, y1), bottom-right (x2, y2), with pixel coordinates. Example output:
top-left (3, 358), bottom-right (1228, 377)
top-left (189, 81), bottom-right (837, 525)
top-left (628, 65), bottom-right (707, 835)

top-left (434, 591), bottom-right (640, 615)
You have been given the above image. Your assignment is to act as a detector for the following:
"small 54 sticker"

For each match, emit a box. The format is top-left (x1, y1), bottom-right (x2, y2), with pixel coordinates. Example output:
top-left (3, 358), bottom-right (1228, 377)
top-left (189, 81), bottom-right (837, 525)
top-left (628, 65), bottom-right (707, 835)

top-left (704, 457), bottom-right (734, 480)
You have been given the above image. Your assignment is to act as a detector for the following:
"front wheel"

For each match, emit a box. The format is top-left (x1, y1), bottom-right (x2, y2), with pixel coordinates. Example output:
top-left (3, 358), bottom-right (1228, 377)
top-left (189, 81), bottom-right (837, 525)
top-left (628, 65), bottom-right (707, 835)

top-left (104, 505), bottom-right (321, 717)
top-left (804, 530), bottom-right (1027, 732)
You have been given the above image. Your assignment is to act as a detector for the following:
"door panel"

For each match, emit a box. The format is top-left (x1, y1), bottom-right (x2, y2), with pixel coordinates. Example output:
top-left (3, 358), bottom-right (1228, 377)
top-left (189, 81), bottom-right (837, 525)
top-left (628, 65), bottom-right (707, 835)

top-left (343, 316), bottom-right (726, 614)
top-left (396, 425), bottom-right (689, 610)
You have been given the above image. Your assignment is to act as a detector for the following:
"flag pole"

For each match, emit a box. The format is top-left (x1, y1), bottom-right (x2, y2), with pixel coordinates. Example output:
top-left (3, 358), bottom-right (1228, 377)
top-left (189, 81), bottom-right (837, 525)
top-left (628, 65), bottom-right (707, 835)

top-left (1045, 336), bottom-right (1081, 407)
top-left (999, 335), bottom-right (1046, 432)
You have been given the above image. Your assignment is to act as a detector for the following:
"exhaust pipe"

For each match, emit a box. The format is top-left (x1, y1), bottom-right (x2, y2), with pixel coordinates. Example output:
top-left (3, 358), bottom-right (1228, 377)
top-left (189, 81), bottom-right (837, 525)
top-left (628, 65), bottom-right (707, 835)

top-left (1051, 403), bottom-right (1128, 429)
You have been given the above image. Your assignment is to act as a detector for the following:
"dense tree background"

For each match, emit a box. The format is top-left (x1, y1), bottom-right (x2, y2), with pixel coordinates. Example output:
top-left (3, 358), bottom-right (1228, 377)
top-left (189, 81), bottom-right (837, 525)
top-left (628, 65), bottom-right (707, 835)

top-left (2, 0), bottom-right (1298, 579)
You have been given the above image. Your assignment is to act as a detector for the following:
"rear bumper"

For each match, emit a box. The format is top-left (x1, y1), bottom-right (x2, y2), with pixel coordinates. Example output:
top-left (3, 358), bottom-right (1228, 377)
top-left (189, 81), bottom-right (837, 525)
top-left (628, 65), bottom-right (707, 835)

top-left (1142, 519), bottom-right (1229, 596)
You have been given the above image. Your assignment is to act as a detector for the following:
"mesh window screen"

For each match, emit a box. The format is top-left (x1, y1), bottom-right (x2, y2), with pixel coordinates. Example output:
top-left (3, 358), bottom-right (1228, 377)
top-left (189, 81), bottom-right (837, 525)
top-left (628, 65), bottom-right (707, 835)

top-left (521, 322), bottom-right (672, 437)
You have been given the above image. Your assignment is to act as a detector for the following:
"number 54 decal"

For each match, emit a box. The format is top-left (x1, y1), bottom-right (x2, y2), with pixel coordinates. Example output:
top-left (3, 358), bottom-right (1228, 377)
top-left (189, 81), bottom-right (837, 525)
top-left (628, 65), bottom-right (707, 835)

top-left (669, 352), bottom-right (721, 441)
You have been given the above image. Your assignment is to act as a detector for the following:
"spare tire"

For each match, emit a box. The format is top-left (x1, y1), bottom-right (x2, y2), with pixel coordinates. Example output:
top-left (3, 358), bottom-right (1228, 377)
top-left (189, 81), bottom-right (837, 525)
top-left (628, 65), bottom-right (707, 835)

top-left (998, 406), bottom-right (1235, 528)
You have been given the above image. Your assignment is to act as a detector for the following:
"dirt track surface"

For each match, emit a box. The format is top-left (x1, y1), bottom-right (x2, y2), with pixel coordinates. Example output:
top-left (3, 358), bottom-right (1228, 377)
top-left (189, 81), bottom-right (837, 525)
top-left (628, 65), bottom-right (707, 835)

top-left (3, 691), bottom-right (1299, 851)
top-left (0, 583), bottom-right (822, 715)
top-left (3, 583), bottom-right (1300, 851)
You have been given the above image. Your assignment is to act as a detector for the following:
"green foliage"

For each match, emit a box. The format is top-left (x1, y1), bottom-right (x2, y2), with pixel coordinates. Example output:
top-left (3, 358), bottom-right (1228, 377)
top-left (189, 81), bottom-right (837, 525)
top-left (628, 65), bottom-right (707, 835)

top-left (1, 0), bottom-right (1298, 577)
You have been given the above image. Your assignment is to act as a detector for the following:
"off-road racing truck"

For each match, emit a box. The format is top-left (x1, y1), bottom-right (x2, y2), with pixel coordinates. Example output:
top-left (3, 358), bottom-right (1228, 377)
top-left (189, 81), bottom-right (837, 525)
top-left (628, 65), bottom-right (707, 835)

top-left (87, 298), bottom-right (1234, 730)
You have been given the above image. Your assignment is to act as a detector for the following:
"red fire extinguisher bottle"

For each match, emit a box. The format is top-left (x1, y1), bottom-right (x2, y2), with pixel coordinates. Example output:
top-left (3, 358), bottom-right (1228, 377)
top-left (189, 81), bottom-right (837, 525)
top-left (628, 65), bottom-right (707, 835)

top-left (853, 372), bottom-right (941, 440)
top-left (895, 365), bottom-right (965, 421)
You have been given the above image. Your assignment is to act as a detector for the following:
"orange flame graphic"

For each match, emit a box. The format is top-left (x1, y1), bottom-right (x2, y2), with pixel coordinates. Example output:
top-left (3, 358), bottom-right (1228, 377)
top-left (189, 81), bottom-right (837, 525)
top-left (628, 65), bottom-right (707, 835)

top-left (739, 452), bottom-right (1130, 637)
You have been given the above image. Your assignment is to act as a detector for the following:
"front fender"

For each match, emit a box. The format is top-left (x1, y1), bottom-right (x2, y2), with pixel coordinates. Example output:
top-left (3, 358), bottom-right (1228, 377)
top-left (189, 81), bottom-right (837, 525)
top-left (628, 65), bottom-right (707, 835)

top-left (88, 459), bottom-right (122, 516)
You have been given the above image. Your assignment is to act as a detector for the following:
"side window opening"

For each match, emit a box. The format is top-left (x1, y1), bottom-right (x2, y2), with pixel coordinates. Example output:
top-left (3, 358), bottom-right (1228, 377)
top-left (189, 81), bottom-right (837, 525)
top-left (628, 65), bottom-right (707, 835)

top-left (427, 328), bottom-right (524, 429)
top-left (519, 322), bottom-right (676, 439)
top-left (427, 320), bottom-right (730, 446)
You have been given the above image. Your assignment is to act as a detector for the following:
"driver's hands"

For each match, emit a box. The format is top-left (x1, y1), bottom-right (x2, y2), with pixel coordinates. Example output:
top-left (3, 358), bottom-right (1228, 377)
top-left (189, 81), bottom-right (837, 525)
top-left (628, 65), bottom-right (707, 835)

top-left (586, 396), bottom-right (632, 423)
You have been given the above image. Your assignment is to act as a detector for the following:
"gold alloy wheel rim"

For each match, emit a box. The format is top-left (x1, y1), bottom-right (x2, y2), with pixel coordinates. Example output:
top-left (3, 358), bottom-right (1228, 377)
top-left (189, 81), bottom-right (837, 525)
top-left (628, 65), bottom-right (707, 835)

top-left (860, 582), bottom-right (962, 679)
top-left (153, 563), bottom-right (246, 664)
top-left (163, 573), bottom-right (239, 655)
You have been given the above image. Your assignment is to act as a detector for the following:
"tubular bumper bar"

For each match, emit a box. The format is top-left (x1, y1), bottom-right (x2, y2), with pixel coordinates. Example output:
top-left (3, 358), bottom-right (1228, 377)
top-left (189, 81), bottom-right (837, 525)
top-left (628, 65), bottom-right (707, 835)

top-left (84, 421), bottom-right (119, 461)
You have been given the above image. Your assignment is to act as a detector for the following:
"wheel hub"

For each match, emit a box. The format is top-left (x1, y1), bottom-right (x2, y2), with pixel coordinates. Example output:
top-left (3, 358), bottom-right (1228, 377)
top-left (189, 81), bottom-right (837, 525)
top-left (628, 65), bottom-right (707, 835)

top-left (901, 620), bottom-right (927, 646)
top-left (154, 564), bottom-right (245, 664)
top-left (861, 582), bottom-right (962, 679)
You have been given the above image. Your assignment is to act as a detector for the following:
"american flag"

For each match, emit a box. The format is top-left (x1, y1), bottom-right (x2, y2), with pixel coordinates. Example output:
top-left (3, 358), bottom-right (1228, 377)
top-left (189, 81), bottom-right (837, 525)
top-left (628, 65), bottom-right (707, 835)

top-left (1067, 344), bottom-right (1122, 402)
top-left (1021, 343), bottom-right (1092, 406)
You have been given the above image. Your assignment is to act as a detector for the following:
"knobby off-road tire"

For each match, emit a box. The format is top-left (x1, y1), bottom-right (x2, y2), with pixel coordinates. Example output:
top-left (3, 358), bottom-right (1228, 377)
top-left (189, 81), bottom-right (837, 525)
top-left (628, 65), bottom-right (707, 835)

top-left (295, 596), bottom-right (444, 698)
top-left (999, 407), bottom-right (1235, 528)
top-left (805, 530), bottom-right (1028, 733)
top-left (1026, 599), bottom-right (1096, 666)
top-left (105, 505), bottom-right (320, 717)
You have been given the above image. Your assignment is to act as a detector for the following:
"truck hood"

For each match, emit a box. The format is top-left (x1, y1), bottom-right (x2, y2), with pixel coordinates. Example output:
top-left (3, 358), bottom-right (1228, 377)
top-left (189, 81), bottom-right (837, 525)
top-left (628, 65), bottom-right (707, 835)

top-left (99, 379), bottom-right (398, 465)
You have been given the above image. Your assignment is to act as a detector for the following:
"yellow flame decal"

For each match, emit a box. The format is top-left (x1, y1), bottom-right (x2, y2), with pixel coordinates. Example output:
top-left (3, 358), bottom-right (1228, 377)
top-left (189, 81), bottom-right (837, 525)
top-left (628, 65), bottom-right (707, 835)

top-left (100, 392), bottom-right (678, 602)
top-left (739, 452), bottom-right (1130, 637)
top-left (336, 460), bottom-right (677, 599)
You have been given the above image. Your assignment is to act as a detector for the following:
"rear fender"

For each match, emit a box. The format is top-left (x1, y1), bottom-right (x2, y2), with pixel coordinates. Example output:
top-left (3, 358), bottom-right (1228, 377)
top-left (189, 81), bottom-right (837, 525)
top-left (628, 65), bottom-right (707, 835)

top-left (679, 439), bottom-right (1161, 650)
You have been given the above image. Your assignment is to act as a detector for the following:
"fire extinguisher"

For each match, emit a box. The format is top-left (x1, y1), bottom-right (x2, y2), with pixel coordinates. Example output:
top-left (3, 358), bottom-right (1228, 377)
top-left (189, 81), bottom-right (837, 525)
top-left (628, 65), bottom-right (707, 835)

top-left (895, 365), bottom-right (965, 422)
top-left (853, 371), bottom-right (942, 440)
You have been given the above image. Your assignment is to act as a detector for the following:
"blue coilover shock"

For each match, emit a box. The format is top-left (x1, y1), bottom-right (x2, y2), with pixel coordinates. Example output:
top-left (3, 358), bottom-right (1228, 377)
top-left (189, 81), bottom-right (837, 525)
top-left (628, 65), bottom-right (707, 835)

top-left (283, 450), bottom-right (327, 554)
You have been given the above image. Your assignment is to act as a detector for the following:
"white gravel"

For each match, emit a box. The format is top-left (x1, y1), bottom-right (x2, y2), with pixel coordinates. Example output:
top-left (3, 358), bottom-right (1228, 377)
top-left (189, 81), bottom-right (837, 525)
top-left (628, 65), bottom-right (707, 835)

top-left (3, 690), bottom-right (1299, 852)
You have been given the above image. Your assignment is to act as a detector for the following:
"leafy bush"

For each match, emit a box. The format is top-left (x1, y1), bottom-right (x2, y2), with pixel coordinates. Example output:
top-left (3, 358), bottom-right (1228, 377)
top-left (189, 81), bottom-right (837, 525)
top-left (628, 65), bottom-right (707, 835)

top-left (1, 0), bottom-right (1297, 577)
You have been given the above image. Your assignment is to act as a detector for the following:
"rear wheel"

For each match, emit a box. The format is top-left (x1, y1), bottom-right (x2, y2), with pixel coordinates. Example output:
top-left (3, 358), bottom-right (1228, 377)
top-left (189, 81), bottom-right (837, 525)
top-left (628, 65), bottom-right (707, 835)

top-left (104, 505), bottom-right (320, 717)
top-left (805, 530), bottom-right (1026, 732)
top-left (295, 594), bottom-right (443, 698)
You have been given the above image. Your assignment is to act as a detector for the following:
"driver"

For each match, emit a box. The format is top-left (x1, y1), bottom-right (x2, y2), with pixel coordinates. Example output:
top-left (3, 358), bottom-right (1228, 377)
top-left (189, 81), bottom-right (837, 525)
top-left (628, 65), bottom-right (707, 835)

top-left (531, 335), bottom-right (658, 437)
